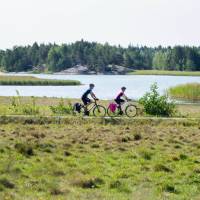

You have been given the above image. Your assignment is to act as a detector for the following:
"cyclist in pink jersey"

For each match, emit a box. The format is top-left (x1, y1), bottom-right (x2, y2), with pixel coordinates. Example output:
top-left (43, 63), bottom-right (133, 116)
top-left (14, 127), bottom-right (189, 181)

top-left (115, 87), bottom-right (129, 114)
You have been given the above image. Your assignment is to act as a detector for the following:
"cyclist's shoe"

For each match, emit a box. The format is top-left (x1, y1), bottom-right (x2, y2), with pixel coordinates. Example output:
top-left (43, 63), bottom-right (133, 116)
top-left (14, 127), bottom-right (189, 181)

top-left (84, 111), bottom-right (90, 116)
top-left (119, 110), bottom-right (123, 115)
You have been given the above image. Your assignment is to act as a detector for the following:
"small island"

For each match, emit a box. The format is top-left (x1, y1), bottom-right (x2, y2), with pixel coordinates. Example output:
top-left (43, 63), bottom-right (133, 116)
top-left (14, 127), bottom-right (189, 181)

top-left (0, 75), bottom-right (80, 86)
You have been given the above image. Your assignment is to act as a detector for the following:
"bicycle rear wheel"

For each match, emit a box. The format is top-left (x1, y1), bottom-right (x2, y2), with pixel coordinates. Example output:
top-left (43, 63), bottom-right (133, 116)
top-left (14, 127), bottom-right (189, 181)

top-left (125, 105), bottom-right (137, 118)
top-left (107, 107), bottom-right (119, 117)
top-left (93, 105), bottom-right (106, 117)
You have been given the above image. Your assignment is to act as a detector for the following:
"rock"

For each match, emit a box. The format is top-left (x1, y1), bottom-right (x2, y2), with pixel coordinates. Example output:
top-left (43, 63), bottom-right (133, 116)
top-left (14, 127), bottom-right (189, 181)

top-left (55, 64), bottom-right (132, 75)
top-left (56, 65), bottom-right (90, 75)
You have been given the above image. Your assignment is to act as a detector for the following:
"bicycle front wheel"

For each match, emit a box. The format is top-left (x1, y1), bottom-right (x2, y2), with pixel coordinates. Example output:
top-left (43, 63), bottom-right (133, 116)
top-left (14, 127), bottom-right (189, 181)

top-left (93, 105), bottom-right (106, 117)
top-left (125, 105), bottom-right (137, 118)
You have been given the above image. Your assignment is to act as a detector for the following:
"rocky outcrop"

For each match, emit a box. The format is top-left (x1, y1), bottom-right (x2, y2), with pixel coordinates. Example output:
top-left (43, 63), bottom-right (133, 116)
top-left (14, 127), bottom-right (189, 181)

top-left (106, 65), bottom-right (132, 75)
top-left (55, 65), bottom-right (96, 75)
top-left (55, 64), bottom-right (131, 75)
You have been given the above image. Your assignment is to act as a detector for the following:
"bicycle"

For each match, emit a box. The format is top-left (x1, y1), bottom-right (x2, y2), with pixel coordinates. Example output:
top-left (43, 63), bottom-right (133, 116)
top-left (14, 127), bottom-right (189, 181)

top-left (107, 100), bottom-right (138, 118)
top-left (73, 99), bottom-right (107, 117)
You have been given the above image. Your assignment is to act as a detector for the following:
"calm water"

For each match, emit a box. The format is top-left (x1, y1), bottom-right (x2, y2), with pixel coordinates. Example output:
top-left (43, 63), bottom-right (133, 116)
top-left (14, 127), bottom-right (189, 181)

top-left (0, 74), bottom-right (200, 100)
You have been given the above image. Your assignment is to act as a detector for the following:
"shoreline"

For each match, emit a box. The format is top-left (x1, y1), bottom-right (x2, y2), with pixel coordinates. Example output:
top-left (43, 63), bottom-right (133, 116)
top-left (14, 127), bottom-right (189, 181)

top-left (0, 75), bottom-right (81, 86)
top-left (3, 70), bottom-right (200, 76)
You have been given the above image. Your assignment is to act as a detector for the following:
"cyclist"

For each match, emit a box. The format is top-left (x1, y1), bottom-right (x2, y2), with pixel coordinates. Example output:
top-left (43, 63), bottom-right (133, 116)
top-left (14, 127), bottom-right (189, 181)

top-left (81, 83), bottom-right (98, 115)
top-left (115, 87), bottom-right (129, 114)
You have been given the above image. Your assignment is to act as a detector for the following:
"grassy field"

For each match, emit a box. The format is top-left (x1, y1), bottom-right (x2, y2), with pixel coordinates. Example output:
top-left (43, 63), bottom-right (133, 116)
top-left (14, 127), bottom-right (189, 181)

top-left (0, 96), bottom-right (200, 118)
top-left (128, 70), bottom-right (200, 76)
top-left (169, 83), bottom-right (200, 101)
top-left (0, 76), bottom-right (80, 86)
top-left (0, 96), bottom-right (199, 199)
top-left (0, 118), bottom-right (200, 199)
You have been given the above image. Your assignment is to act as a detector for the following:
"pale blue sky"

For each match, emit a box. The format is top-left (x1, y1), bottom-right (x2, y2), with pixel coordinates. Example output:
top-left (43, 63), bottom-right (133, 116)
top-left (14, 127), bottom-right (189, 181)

top-left (0, 0), bottom-right (199, 49)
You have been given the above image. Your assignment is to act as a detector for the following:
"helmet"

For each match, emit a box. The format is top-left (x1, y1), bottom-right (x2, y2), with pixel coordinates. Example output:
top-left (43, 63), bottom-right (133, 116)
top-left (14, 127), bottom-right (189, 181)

top-left (89, 83), bottom-right (95, 88)
top-left (121, 87), bottom-right (126, 90)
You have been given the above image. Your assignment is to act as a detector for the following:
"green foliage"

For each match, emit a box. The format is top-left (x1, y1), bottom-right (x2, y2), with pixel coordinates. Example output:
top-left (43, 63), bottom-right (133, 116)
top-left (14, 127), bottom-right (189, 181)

top-left (1, 41), bottom-right (200, 73)
top-left (0, 118), bottom-right (200, 198)
top-left (49, 98), bottom-right (73, 115)
top-left (0, 75), bottom-right (80, 86)
top-left (169, 83), bottom-right (200, 101)
top-left (139, 83), bottom-right (176, 116)
top-left (10, 90), bottom-right (40, 115)
top-left (128, 70), bottom-right (200, 76)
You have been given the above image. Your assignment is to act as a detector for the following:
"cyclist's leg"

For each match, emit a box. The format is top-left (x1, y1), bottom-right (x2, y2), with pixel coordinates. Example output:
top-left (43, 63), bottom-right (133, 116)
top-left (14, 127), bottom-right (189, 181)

top-left (119, 99), bottom-right (125, 114)
top-left (83, 98), bottom-right (91, 115)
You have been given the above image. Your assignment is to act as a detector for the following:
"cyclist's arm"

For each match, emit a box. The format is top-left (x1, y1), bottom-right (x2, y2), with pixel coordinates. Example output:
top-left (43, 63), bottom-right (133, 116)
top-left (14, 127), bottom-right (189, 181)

top-left (123, 94), bottom-right (129, 101)
top-left (91, 92), bottom-right (98, 100)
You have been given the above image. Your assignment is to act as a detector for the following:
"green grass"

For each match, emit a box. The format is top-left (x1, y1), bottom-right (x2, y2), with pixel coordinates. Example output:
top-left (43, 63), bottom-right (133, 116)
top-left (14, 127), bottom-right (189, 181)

top-left (169, 83), bottom-right (200, 101)
top-left (0, 119), bottom-right (200, 199)
top-left (128, 70), bottom-right (200, 76)
top-left (0, 75), bottom-right (80, 85)
top-left (0, 96), bottom-right (200, 118)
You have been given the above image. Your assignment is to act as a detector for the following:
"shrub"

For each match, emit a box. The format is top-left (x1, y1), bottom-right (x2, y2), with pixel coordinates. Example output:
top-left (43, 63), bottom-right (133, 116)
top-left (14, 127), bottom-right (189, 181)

top-left (139, 83), bottom-right (176, 116)
top-left (50, 98), bottom-right (73, 115)
top-left (10, 91), bottom-right (40, 115)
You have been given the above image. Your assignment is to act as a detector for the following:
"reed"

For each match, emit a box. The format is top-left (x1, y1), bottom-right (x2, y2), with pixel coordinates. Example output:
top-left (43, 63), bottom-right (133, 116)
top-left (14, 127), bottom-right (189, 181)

top-left (128, 70), bottom-right (200, 76)
top-left (0, 76), bottom-right (80, 85)
top-left (169, 83), bottom-right (200, 101)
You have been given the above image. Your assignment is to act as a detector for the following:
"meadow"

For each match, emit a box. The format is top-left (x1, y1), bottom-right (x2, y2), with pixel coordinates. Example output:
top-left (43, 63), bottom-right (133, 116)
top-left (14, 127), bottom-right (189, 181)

top-left (169, 83), bottom-right (200, 101)
top-left (128, 70), bottom-right (200, 76)
top-left (0, 117), bottom-right (200, 199)
top-left (0, 96), bottom-right (199, 199)
top-left (0, 76), bottom-right (80, 86)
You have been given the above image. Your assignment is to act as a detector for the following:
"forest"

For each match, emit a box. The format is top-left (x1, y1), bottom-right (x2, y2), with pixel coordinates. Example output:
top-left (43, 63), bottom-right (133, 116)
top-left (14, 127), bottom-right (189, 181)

top-left (0, 40), bottom-right (200, 73)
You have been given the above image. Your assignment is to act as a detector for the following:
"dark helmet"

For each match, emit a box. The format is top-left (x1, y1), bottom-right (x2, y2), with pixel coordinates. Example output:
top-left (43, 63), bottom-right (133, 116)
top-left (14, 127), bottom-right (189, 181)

top-left (121, 87), bottom-right (126, 90)
top-left (89, 83), bottom-right (95, 88)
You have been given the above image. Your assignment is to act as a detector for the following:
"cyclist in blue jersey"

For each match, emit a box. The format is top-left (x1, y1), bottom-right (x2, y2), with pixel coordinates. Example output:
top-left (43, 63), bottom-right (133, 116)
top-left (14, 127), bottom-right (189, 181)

top-left (81, 83), bottom-right (98, 115)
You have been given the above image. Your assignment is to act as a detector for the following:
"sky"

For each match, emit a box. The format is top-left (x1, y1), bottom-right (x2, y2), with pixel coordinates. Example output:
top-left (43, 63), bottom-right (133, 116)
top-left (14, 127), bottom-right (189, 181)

top-left (0, 0), bottom-right (199, 49)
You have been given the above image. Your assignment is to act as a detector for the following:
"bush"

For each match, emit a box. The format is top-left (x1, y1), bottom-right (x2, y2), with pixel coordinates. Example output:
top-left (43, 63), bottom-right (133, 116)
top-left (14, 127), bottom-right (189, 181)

top-left (50, 98), bottom-right (73, 115)
top-left (10, 91), bottom-right (40, 115)
top-left (139, 83), bottom-right (176, 116)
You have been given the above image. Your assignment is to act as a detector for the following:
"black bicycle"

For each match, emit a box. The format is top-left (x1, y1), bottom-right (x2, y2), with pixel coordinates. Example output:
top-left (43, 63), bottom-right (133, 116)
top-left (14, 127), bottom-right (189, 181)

top-left (107, 100), bottom-right (138, 118)
top-left (73, 99), bottom-right (106, 117)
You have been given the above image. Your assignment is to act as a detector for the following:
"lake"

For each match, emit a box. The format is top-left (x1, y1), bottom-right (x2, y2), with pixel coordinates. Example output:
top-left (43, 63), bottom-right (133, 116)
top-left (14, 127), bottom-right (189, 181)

top-left (0, 74), bottom-right (200, 100)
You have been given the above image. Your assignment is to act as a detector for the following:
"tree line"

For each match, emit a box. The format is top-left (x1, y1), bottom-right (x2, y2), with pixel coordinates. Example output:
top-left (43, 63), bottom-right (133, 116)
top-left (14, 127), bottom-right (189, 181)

top-left (0, 40), bottom-right (200, 72)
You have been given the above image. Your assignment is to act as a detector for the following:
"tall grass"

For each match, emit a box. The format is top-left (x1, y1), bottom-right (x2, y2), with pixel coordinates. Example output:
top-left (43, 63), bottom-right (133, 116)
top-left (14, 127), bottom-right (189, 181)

top-left (128, 70), bottom-right (200, 76)
top-left (169, 83), bottom-right (200, 101)
top-left (0, 76), bottom-right (80, 85)
top-left (10, 90), bottom-right (40, 115)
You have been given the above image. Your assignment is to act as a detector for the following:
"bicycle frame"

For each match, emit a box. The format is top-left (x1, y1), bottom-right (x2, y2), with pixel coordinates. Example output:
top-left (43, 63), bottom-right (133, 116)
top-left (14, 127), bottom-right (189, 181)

top-left (83, 100), bottom-right (98, 112)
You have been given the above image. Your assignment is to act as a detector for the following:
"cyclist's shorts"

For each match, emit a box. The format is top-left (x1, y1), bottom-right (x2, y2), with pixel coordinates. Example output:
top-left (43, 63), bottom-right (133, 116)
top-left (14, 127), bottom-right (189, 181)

top-left (115, 98), bottom-right (125, 105)
top-left (82, 97), bottom-right (91, 105)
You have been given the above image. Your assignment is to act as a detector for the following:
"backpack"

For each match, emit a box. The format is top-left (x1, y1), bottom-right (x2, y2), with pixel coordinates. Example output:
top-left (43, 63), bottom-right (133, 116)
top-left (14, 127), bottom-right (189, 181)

top-left (74, 103), bottom-right (82, 113)
top-left (108, 103), bottom-right (117, 112)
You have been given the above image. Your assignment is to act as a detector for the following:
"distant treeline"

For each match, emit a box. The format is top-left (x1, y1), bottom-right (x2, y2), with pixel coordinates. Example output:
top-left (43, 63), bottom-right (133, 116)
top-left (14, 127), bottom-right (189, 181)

top-left (0, 40), bottom-right (200, 72)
